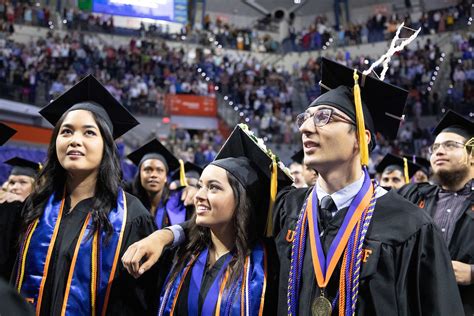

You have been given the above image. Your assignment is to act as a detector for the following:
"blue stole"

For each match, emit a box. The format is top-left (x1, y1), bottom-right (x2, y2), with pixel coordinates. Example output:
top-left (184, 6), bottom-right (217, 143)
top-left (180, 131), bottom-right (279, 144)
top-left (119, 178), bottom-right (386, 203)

top-left (155, 189), bottom-right (187, 229)
top-left (15, 189), bottom-right (128, 316)
top-left (158, 241), bottom-right (267, 316)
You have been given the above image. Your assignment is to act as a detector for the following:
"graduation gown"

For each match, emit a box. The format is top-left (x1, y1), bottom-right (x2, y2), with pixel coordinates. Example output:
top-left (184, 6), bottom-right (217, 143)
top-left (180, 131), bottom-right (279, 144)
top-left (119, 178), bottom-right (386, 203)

top-left (0, 278), bottom-right (34, 316)
top-left (0, 201), bottom-right (24, 280)
top-left (398, 182), bottom-right (474, 315)
top-left (13, 192), bottom-right (161, 316)
top-left (273, 187), bottom-right (464, 315)
top-left (160, 239), bottom-right (279, 316)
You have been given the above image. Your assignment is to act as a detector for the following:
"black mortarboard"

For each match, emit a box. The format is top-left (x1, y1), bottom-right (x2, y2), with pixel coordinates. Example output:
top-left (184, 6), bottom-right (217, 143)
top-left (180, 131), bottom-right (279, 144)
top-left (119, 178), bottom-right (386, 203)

top-left (290, 149), bottom-right (304, 164)
top-left (171, 162), bottom-right (203, 182)
top-left (4, 157), bottom-right (41, 178)
top-left (404, 155), bottom-right (431, 175)
top-left (311, 58), bottom-right (408, 147)
top-left (0, 122), bottom-right (16, 146)
top-left (127, 139), bottom-right (180, 172)
top-left (432, 110), bottom-right (474, 139)
top-left (375, 153), bottom-right (420, 179)
top-left (39, 74), bottom-right (139, 139)
top-left (212, 125), bottom-right (293, 236)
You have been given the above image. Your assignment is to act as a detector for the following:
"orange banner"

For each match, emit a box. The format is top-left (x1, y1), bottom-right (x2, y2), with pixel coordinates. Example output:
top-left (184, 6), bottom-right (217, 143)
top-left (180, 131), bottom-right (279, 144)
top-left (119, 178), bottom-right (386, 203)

top-left (2, 121), bottom-right (52, 145)
top-left (165, 94), bottom-right (217, 117)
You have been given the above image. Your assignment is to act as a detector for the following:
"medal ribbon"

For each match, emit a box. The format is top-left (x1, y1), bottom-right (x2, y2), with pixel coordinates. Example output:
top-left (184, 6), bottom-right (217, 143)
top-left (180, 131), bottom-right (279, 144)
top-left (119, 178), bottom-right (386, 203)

top-left (307, 170), bottom-right (373, 288)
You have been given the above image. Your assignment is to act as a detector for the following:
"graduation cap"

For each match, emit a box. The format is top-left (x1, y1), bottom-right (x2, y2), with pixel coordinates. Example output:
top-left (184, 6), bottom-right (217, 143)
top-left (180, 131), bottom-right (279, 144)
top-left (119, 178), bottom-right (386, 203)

top-left (432, 110), bottom-right (474, 139)
top-left (127, 139), bottom-right (180, 171)
top-left (290, 149), bottom-right (304, 165)
top-left (4, 157), bottom-right (42, 178)
top-left (312, 57), bottom-right (408, 156)
top-left (39, 74), bottom-right (139, 139)
top-left (375, 153), bottom-right (420, 182)
top-left (212, 124), bottom-right (293, 236)
top-left (404, 155), bottom-right (431, 175)
top-left (0, 122), bottom-right (16, 146)
top-left (127, 138), bottom-right (189, 186)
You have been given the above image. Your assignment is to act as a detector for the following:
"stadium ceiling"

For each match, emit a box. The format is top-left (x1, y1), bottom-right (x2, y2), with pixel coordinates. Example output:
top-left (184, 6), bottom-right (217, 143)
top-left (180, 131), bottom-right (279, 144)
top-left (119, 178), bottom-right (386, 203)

top-left (206, 0), bottom-right (391, 17)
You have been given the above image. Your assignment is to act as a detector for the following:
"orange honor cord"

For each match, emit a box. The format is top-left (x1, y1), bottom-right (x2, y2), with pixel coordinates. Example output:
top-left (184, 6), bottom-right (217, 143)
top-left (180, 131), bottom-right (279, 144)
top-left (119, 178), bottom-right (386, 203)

top-left (215, 270), bottom-right (230, 316)
top-left (61, 213), bottom-right (92, 316)
top-left (258, 243), bottom-right (268, 316)
top-left (101, 190), bottom-right (128, 316)
top-left (35, 196), bottom-right (67, 315)
top-left (240, 256), bottom-right (250, 316)
top-left (307, 185), bottom-right (373, 288)
top-left (16, 219), bottom-right (39, 293)
top-left (170, 255), bottom-right (199, 315)
top-left (91, 230), bottom-right (99, 316)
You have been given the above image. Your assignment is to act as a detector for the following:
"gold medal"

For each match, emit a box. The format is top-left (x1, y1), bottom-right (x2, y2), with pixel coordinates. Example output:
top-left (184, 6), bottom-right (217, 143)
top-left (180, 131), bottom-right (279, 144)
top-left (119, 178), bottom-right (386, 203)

top-left (311, 296), bottom-right (332, 316)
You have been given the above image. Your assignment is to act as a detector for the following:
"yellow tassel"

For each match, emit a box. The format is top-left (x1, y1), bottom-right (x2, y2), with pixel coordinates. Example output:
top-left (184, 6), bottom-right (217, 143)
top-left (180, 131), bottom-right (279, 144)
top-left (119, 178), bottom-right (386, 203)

top-left (38, 163), bottom-right (43, 171)
top-left (353, 70), bottom-right (369, 166)
top-left (403, 157), bottom-right (410, 183)
top-left (179, 159), bottom-right (188, 187)
top-left (265, 157), bottom-right (278, 237)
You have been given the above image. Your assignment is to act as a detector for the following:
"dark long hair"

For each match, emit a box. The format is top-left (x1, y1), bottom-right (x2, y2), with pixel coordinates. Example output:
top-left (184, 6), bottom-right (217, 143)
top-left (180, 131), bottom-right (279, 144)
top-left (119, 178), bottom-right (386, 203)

top-left (130, 165), bottom-right (170, 210)
top-left (23, 110), bottom-right (123, 238)
top-left (169, 170), bottom-right (256, 287)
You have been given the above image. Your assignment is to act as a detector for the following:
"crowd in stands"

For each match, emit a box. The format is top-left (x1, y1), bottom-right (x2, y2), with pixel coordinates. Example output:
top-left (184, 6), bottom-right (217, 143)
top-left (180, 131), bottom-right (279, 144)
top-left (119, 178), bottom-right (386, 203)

top-left (0, 1), bottom-right (472, 168)
top-left (284, 1), bottom-right (472, 52)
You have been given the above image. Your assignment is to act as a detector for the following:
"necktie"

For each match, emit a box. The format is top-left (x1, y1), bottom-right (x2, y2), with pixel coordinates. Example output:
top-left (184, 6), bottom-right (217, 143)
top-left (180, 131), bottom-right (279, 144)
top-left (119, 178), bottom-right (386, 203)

top-left (320, 195), bottom-right (336, 229)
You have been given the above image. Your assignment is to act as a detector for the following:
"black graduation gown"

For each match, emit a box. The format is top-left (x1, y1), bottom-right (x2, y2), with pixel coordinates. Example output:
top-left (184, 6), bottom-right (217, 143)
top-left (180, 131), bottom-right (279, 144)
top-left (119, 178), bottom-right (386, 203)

top-left (273, 186), bottom-right (464, 315)
top-left (0, 201), bottom-right (24, 281)
top-left (13, 192), bottom-right (161, 316)
top-left (398, 182), bottom-right (474, 315)
top-left (164, 239), bottom-right (279, 316)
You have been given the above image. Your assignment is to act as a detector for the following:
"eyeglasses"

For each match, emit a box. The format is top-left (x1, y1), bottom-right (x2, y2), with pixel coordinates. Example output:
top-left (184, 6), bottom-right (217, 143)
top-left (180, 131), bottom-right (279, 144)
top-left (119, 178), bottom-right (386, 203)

top-left (296, 108), bottom-right (355, 129)
top-left (428, 140), bottom-right (466, 154)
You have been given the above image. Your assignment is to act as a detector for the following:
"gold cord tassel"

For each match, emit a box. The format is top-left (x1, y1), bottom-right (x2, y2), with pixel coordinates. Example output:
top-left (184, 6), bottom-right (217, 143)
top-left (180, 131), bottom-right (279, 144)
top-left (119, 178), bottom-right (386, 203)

top-left (178, 159), bottom-right (188, 187)
top-left (403, 157), bottom-right (410, 183)
top-left (353, 70), bottom-right (369, 166)
top-left (265, 157), bottom-right (278, 237)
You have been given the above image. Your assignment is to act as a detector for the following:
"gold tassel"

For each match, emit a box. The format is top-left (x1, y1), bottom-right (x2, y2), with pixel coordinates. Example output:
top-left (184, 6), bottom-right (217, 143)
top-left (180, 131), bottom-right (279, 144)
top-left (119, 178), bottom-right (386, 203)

top-left (38, 163), bottom-right (43, 171)
top-left (403, 157), bottom-right (410, 183)
top-left (178, 159), bottom-right (188, 187)
top-left (265, 156), bottom-right (278, 237)
top-left (353, 70), bottom-right (369, 166)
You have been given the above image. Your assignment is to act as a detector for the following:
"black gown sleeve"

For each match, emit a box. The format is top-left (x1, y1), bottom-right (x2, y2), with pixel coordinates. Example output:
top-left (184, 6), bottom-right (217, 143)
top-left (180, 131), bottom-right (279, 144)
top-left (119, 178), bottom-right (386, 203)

top-left (0, 201), bottom-right (24, 281)
top-left (106, 193), bottom-right (162, 316)
top-left (0, 278), bottom-right (34, 316)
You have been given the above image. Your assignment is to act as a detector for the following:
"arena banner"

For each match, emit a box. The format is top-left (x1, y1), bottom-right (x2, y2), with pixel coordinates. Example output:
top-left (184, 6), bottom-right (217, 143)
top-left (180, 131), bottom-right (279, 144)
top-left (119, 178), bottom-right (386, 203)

top-left (165, 94), bottom-right (217, 117)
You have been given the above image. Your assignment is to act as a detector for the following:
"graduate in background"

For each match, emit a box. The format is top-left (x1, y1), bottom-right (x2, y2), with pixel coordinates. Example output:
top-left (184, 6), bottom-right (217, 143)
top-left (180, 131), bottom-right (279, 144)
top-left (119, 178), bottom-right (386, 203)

top-left (127, 139), bottom-right (195, 229)
top-left (375, 153), bottom-right (420, 189)
top-left (403, 154), bottom-right (431, 183)
top-left (1, 157), bottom-right (41, 203)
top-left (290, 149), bottom-right (318, 187)
top-left (0, 157), bottom-right (41, 280)
top-left (13, 75), bottom-right (159, 315)
top-left (125, 125), bottom-right (291, 315)
top-left (169, 161), bottom-right (203, 207)
top-left (399, 110), bottom-right (474, 315)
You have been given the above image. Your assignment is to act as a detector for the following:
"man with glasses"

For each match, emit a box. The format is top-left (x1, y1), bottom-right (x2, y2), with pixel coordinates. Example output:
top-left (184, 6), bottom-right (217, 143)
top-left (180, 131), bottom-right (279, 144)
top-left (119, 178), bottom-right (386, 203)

top-left (120, 58), bottom-right (462, 315)
top-left (399, 110), bottom-right (474, 315)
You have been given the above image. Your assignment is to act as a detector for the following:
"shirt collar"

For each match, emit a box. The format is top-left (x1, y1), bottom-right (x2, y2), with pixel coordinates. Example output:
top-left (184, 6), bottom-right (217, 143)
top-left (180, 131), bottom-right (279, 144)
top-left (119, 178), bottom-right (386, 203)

top-left (439, 178), bottom-right (474, 195)
top-left (315, 172), bottom-right (365, 211)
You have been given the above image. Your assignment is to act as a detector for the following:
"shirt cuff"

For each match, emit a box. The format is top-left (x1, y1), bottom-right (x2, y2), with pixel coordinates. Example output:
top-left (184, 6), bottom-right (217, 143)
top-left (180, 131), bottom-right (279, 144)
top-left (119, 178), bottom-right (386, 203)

top-left (165, 225), bottom-right (185, 247)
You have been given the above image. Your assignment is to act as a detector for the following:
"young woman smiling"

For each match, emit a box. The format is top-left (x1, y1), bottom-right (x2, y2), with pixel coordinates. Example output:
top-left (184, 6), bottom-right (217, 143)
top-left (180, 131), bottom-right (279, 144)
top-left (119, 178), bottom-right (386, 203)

top-left (123, 125), bottom-right (292, 315)
top-left (13, 75), bottom-right (159, 316)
